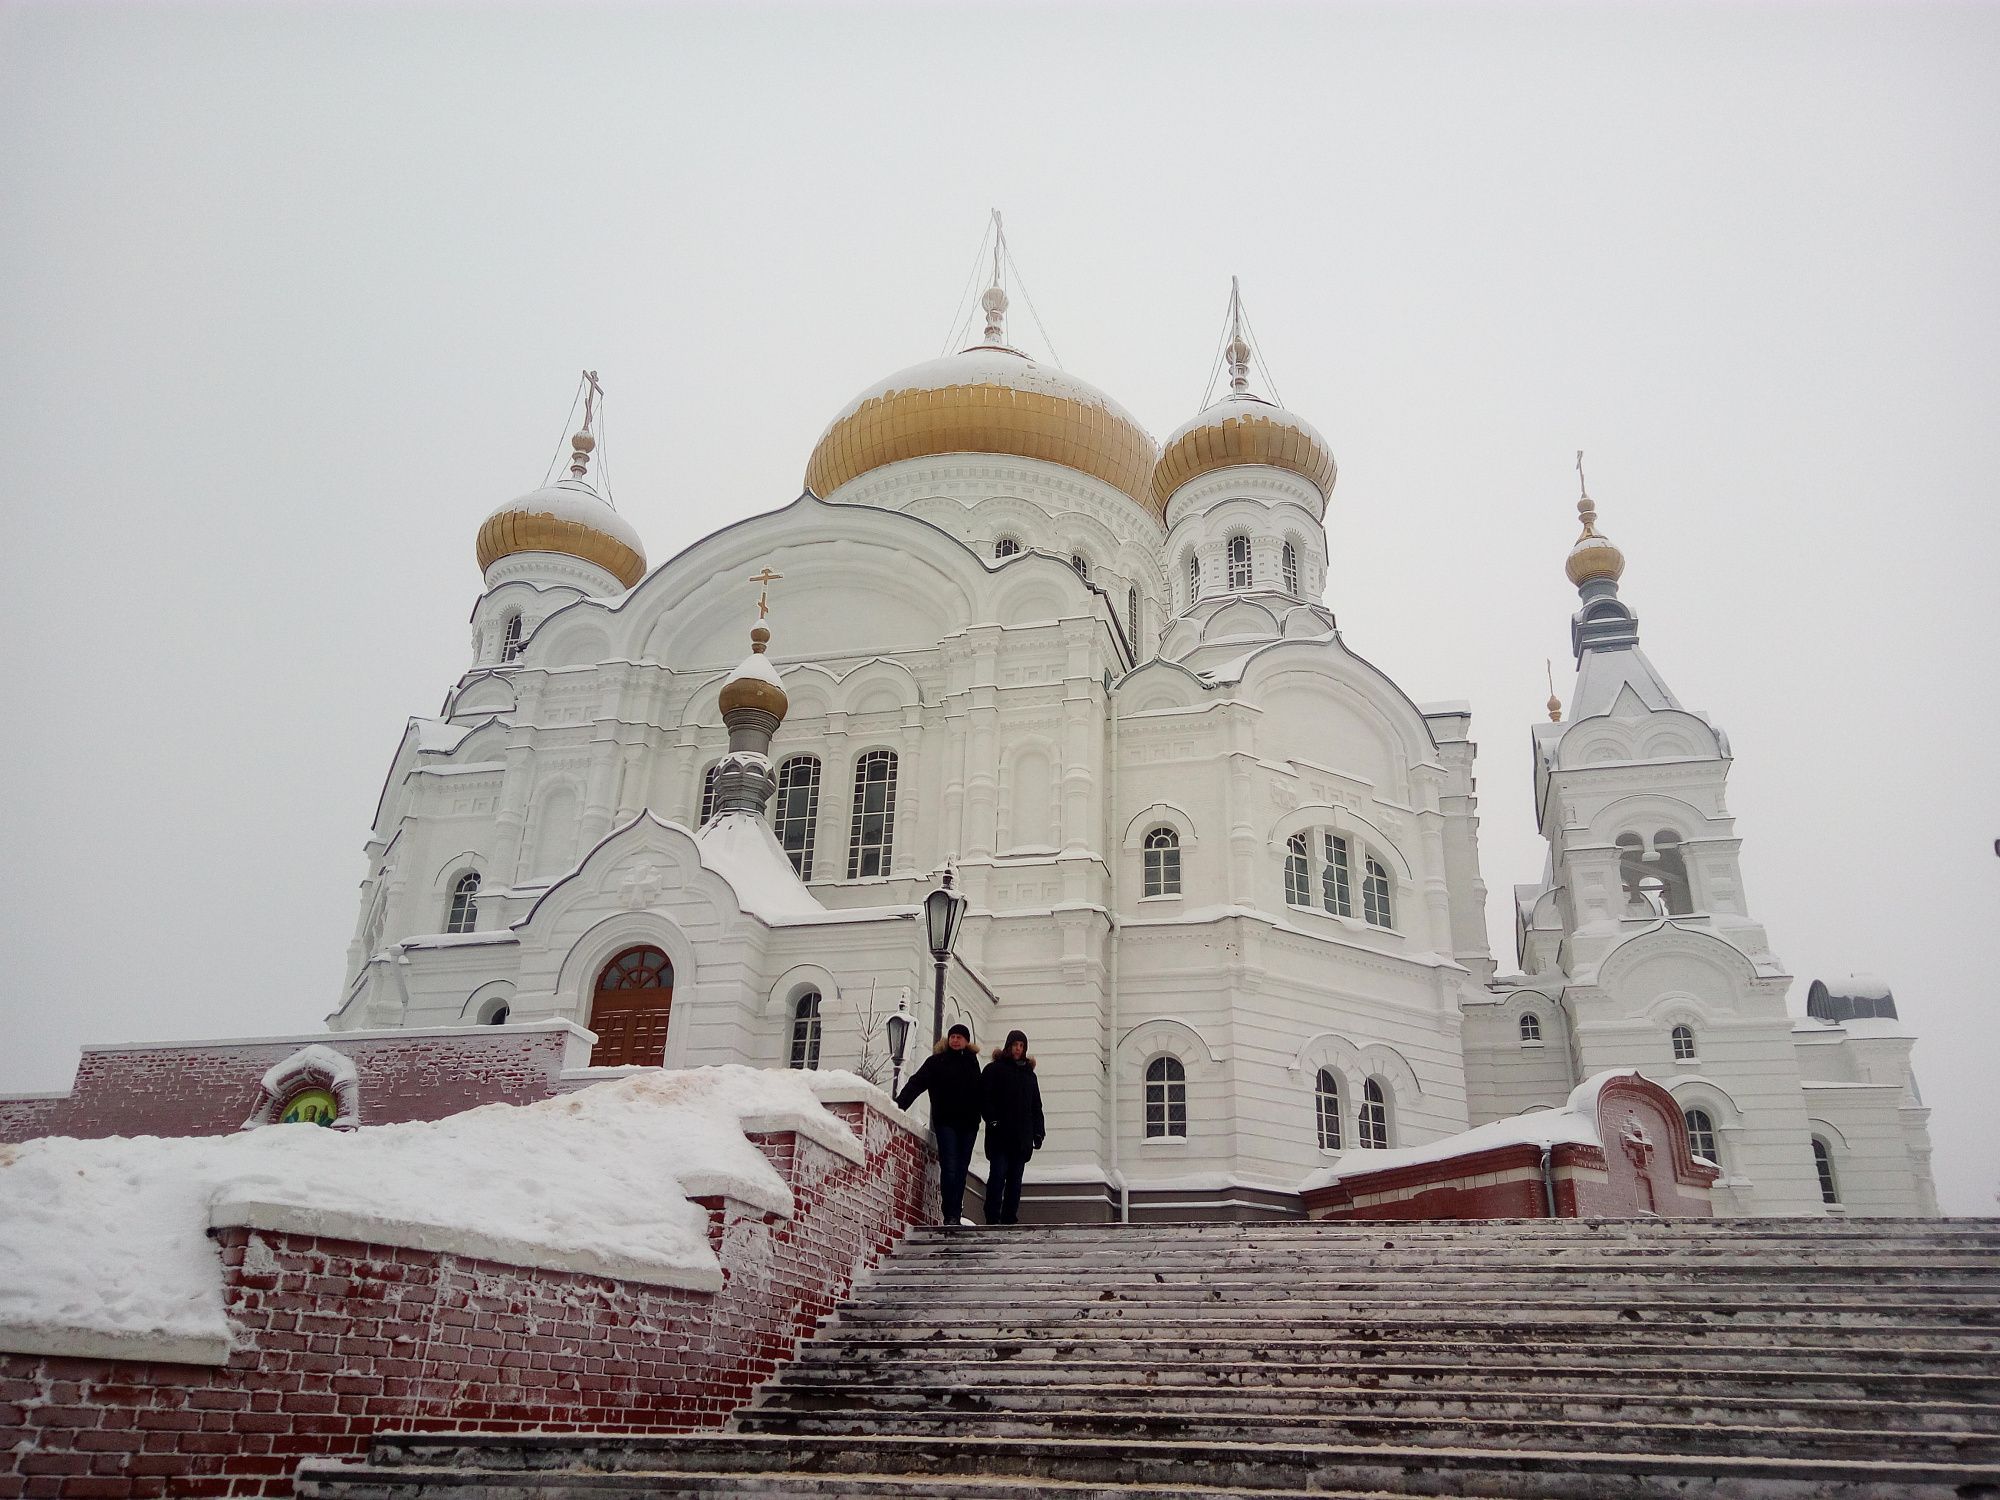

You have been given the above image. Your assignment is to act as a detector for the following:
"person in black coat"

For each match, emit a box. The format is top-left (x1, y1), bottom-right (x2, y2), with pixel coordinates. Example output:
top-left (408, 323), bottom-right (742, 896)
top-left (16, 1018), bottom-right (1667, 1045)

top-left (979, 1028), bottom-right (1044, 1226)
top-left (894, 1023), bottom-right (983, 1225)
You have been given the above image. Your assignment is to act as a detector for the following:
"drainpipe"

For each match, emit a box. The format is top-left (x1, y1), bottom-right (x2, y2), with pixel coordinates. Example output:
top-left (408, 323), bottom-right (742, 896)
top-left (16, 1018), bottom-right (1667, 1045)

top-left (1106, 667), bottom-right (1127, 1225)
top-left (1539, 1145), bottom-right (1558, 1218)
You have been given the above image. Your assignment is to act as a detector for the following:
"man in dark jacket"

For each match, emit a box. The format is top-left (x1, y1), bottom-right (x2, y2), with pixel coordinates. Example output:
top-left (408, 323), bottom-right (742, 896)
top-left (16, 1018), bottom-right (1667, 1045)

top-left (895, 1023), bottom-right (982, 1225)
top-left (979, 1028), bottom-right (1044, 1226)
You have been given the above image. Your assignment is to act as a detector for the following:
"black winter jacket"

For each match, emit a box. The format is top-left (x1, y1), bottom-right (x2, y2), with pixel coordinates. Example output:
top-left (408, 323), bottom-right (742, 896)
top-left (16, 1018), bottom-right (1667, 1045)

top-left (895, 1046), bottom-right (985, 1132)
top-left (980, 1050), bottom-right (1044, 1159)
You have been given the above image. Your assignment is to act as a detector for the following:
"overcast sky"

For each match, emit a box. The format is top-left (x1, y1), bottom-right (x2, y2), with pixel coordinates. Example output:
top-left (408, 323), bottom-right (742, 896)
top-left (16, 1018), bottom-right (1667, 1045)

top-left (2, 1), bottom-right (1994, 1212)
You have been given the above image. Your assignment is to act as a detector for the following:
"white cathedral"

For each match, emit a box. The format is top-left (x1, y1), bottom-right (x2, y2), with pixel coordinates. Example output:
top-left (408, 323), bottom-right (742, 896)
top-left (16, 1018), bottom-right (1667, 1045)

top-left (329, 269), bottom-right (1937, 1221)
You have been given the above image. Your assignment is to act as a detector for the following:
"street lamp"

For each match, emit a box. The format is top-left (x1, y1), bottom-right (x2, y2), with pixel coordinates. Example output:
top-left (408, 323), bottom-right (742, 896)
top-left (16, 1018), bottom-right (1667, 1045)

top-left (922, 868), bottom-right (968, 1046)
top-left (885, 998), bottom-right (914, 1097)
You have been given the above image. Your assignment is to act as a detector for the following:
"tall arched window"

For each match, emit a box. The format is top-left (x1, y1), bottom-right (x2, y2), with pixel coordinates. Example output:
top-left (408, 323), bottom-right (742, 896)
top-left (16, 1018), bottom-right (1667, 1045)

top-left (1282, 542), bottom-right (1299, 595)
top-left (847, 750), bottom-right (898, 879)
top-left (698, 763), bottom-right (722, 825)
top-left (1144, 1056), bottom-right (1187, 1139)
top-left (1127, 587), bottom-right (1140, 650)
top-left (1226, 534), bottom-right (1252, 590)
top-left (1070, 554), bottom-right (1089, 580)
top-left (1362, 857), bottom-right (1393, 928)
top-left (1811, 1137), bottom-right (1840, 1204)
top-left (1671, 1024), bottom-right (1697, 1061)
top-left (1284, 833), bottom-right (1311, 908)
top-left (1186, 552), bottom-right (1201, 602)
top-left (1519, 1011), bottom-right (1542, 1043)
top-left (1142, 827), bottom-right (1181, 897)
top-left (1315, 1069), bottom-right (1343, 1151)
top-left (789, 991), bottom-right (822, 1070)
top-left (994, 536), bottom-right (1021, 558)
top-left (591, 946), bottom-right (673, 1067)
top-left (1322, 834), bottom-right (1353, 917)
top-left (1684, 1108), bottom-right (1720, 1168)
top-left (1359, 1078), bottom-right (1390, 1149)
top-left (500, 614), bottom-right (525, 662)
top-left (445, 871), bottom-right (480, 935)
top-left (774, 756), bottom-right (821, 880)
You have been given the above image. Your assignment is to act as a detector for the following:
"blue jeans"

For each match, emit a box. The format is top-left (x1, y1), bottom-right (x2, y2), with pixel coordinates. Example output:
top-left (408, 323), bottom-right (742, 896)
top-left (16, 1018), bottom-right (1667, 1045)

top-left (985, 1146), bottom-right (1028, 1225)
top-left (933, 1123), bottom-right (976, 1224)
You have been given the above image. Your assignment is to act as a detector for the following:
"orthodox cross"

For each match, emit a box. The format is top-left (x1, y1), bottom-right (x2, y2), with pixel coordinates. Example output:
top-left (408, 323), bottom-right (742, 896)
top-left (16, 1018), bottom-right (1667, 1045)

top-left (581, 370), bottom-right (602, 434)
top-left (748, 567), bottom-right (784, 620)
top-left (1575, 449), bottom-right (1589, 500)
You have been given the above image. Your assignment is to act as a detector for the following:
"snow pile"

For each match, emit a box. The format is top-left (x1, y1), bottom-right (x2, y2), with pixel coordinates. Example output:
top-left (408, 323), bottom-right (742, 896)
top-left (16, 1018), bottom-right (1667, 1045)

top-left (0, 1066), bottom-right (868, 1359)
top-left (696, 812), bottom-right (829, 921)
top-left (1300, 1070), bottom-right (1640, 1191)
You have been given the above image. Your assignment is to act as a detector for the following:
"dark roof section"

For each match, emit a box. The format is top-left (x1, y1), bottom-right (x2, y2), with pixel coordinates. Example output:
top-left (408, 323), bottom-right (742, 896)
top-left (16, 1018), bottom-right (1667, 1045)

top-left (1806, 978), bottom-right (1898, 1024)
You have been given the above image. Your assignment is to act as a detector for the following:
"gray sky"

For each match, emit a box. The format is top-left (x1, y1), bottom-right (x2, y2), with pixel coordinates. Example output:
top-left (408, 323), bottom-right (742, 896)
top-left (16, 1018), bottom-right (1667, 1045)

top-left (3, 1), bottom-right (1994, 1213)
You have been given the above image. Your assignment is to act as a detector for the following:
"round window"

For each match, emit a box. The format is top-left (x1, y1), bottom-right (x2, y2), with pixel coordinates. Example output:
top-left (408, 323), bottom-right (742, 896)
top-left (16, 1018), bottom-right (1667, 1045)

top-left (278, 1087), bottom-right (339, 1126)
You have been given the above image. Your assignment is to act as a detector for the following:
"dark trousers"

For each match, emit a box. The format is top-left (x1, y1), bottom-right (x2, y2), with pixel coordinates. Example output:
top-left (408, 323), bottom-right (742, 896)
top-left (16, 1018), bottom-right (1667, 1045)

top-left (933, 1123), bottom-right (976, 1224)
top-left (984, 1146), bottom-right (1028, 1225)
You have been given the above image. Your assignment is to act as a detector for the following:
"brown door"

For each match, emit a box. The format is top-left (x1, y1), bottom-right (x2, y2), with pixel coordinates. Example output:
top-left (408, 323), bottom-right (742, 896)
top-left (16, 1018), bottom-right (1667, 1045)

top-left (590, 945), bottom-right (673, 1066)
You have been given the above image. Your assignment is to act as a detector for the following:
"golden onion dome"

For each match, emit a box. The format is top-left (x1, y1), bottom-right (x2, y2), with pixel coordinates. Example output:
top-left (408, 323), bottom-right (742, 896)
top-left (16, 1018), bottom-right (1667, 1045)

top-left (1151, 393), bottom-right (1337, 514)
top-left (476, 476), bottom-right (647, 590)
top-left (718, 626), bottom-right (789, 719)
top-left (1564, 496), bottom-right (1626, 586)
top-left (804, 345), bottom-right (1160, 517)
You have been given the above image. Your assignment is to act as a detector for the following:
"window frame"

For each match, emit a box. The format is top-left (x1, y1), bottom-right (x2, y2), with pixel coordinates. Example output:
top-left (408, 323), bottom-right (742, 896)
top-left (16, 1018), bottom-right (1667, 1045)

top-left (846, 749), bottom-right (899, 880)
top-left (1226, 533), bottom-right (1252, 591)
top-left (1684, 1107), bottom-right (1721, 1169)
top-left (1142, 826), bottom-right (1182, 898)
top-left (1284, 832), bottom-right (1311, 908)
top-left (500, 613), bottom-right (524, 662)
top-left (1282, 541), bottom-right (1299, 595)
top-left (1314, 1068), bottom-right (1343, 1152)
top-left (1359, 1077), bottom-right (1390, 1150)
top-left (1144, 1054), bottom-right (1188, 1140)
top-left (1362, 856), bottom-right (1393, 929)
top-left (789, 990), bottom-right (823, 1070)
top-left (1186, 551), bottom-right (1201, 603)
top-left (697, 762), bottom-right (721, 825)
top-left (445, 871), bottom-right (481, 935)
top-left (1811, 1136), bottom-right (1840, 1204)
top-left (1519, 1011), bottom-right (1543, 1044)
top-left (994, 536), bottom-right (1021, 558)
top-left (1671, 1024), bottom-right (1697, 1062)
top-left (773, 755), bottom-right (822, 881)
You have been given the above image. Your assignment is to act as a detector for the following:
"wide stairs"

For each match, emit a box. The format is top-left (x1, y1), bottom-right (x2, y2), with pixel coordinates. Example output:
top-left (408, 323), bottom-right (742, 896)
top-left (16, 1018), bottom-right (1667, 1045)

top-left (299, 1217), bottom-right (2000, 1498)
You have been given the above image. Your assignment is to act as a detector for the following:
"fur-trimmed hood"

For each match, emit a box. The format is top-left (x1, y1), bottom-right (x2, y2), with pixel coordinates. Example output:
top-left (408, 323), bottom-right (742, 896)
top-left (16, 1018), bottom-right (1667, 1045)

top-left (989, 1047), bottom-right (1035, 1068)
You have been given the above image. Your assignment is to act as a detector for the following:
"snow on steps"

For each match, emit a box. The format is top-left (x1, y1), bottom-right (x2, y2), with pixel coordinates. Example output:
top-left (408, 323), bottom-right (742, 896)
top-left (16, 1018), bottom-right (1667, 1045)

top-left (295, 1218), bottom-right (2000, 1499)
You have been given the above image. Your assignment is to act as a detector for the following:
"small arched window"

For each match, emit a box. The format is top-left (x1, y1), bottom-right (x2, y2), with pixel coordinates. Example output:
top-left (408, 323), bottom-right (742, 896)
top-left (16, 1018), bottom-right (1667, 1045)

top-left (1362, 857), bottom-right (1393, 929)
top-left (774, 756), bottom-right (821, 880)
top-left (1144, 1056), bottom-right (1187, 1139)
top-left (1284, 833), bottom-right (1311, 908)
top-left (1142, 826), bottom-right (1181, 897)
top-left (847, 750), bottom-right (898, 879)
top-left (485, 1003), bottom-right (509, 1026)
top-left (1322, 834), bottom-right (1352, 917)
top-left (994, 536), bottom-right (1021, 558)
top-left (1811, 1137), bottom-right (1840, 1204)
top-left (1071, 554), bottom-right (1089, 580)
top-left (1359, 1078), bottom-right (1390, 1150)
top-left (698, 763), bottom-right (722, 825)
top-left (1127, 587), bottom-right (1141, 650)
top-left (789, 991), bottom-right (822, 1070)
top-left (1226, 534), bottom-right (1252, 590)
top-left (1519, 1011), bottom-right (1542, 1044)
top-left (1315, 1069), bottom-right (1343, 1151)
top-left (445, 871), bottom-right (480, 935)
top-left (1186, 552), bottom-right (1201, 602)
top-left (501, 614), bottom-right (524, 662)
top-left (1671, 1024), bottom-right (1697, 1061)
top-left (1282, 542), bottom-right (1299, 595)
top-left (1684, 1108), bottom-right (1721, 1168)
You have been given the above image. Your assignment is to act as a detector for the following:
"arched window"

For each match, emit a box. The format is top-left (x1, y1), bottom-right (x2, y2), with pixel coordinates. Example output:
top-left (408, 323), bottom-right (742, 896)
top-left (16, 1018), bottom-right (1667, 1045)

top-left (1619, 830), bottom-right (1692, 916)
top-left (500, 613), bottom-right (524, 662)
top-left (1127, 587), bottom-right (1140, 650)
top-left (789, 991), bottom-right (822, 1070)
top-left (774, 756), bottom-right (821, 880)
top-left (1362, 857), bottom-right (1393, 928)
top-left (445, 871), bottom-right (480, 935)
top-left (1671, 1024), bottom-right (1697, 1061)
top-left (1144, 1056), bottom-right (1187, 1139)
top-left (1142, 826), bottom-right (1181, 897)
top-left (1315, 1069), bottom-right (1343, 1151)
top-left (591, 946), bottom-right (673, 1067)
top-left (485, 1003), bottom-right (509, 1026)
top-left (1226, 534), bottom-right (1252, 590)
top-left (1321, 834), bottom-right (1352, 917)
top-left (698, 763), bottom-right (722, 825)
top-left (1186, 551), bottom-right (1201, 602)
top-left (994, 536), bottom-right (1021, 558)
top-left (847, 750), bottom-right (898, 879)
top-left (1519, 1011), bottom-right (1542, 1044)
top-left (1070, 554), bottom-right (1089, 580)
top-left (1284, 833), bottom-right (1311, 908)
top-left (1282, 542), bottom-right (1299, 595)
top-left (1359, 1078), bottom-right (1390, 1150)
top-left (1684, 1108), bottom-right (1720, 1168)
top-left (1811, 1137), bottom-right (1840, 1204)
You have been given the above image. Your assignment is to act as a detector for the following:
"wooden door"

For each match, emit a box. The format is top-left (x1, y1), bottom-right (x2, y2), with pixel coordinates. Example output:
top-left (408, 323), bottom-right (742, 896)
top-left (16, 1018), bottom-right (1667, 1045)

top-left (590, 945), bottom-right (673, 1067)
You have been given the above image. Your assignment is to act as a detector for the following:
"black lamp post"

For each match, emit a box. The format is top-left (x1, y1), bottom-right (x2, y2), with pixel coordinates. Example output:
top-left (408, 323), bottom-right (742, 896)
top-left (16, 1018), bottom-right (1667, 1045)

top-left (885, 999), bottom-right (914, 1097)
top-left (922, 868), bottom-right (969, 1046)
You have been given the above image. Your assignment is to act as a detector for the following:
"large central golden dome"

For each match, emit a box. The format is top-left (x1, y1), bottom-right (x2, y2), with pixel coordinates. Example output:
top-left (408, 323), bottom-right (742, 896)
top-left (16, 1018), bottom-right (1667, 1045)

top-left (804, 345), bottom-right (1160, 517)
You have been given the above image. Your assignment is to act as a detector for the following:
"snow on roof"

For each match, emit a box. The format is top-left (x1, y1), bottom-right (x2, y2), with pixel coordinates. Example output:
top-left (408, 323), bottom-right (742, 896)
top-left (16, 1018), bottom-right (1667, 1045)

top-left (727, 649), bottom-right (784, 689)
top-left (0, 1067), bottom-right (867, 1359)
top-left (413, 718), bottom-right (474, 755)
top-left (1160, 391), bottom-right (1327, 451)
top-left (694, 811), bottom-right (828, 922)
top-left (1418, 700), bottom-right (1472, 717)
top-left (824, 347), bottom-right (1152, 440)
top-left (1299, 1070), bottom-right (1640, 1191)
top-left (482, 478), bottom-right (644, 557)
top-left (258, 1044), bottom-right (356, 1098)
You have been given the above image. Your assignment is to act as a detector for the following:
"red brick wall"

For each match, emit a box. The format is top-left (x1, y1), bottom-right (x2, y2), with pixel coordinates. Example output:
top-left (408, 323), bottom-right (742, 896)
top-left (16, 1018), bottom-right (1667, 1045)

top-left (0, 1098), bottom-right (935, 1498)
top-left (0, 1027), bottom-right (586, 1145)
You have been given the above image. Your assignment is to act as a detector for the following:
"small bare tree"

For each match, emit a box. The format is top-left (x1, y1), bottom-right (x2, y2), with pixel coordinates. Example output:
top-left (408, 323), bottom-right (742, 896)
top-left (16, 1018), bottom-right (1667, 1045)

top-left (843, 980), bottom-right (912, 1089)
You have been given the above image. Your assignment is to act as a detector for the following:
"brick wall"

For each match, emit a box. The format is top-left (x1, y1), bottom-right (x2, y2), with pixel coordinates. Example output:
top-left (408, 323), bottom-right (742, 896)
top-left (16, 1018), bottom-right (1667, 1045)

top-left (0, 1025), bottom-right (591, 1145)
top-left (0, 1098), bottom-right (935, 1498)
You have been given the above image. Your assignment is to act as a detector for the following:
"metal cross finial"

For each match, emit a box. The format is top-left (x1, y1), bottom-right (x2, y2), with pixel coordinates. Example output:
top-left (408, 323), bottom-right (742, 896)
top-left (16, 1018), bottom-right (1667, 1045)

top-left (1574, 450), bottom-right (1600, 535)
top-left (582, 370), bottom-right (602, 434)
top-left (980, 209), bottom-right (1010, 345)
top-left (1576, 450), bottom-right (1589, 501)
top-left (1546, 659), bottom-right (1563, 722)
top-left (1225, 277), bottom-right (1252, 394)
top-left (748, 567), bottom-right (784, 621)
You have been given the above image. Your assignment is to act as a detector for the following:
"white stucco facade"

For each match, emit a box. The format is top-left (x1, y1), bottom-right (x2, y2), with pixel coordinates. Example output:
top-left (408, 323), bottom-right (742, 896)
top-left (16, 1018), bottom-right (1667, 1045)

top-left (328, 312), bottom-right (1935, 1221)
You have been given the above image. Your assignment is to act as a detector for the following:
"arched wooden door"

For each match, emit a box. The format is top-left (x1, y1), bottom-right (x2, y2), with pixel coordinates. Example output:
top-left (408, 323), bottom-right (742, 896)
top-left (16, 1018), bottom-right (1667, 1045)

top-left (589, 945), bottom-right (673, 1066)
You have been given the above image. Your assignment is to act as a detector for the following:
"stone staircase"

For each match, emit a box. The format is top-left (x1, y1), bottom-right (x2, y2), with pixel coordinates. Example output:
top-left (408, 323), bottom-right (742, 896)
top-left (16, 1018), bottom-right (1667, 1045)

top-left (298, 1218), bottom-right (2000, 1498)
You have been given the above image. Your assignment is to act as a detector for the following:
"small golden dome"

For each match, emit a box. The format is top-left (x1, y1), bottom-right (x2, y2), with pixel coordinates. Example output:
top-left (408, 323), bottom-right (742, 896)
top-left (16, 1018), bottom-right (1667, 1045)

top-left (1151, 395), bottom-right (1337, 513)
top-left (476, 479), bottom-right (646, 590)
top-left (1564, 496), bottom-right (1626, 586)
top-left (804, 347), bottom-right (1160, 517)
top-left (718, 625), bottom-right (789, 719)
